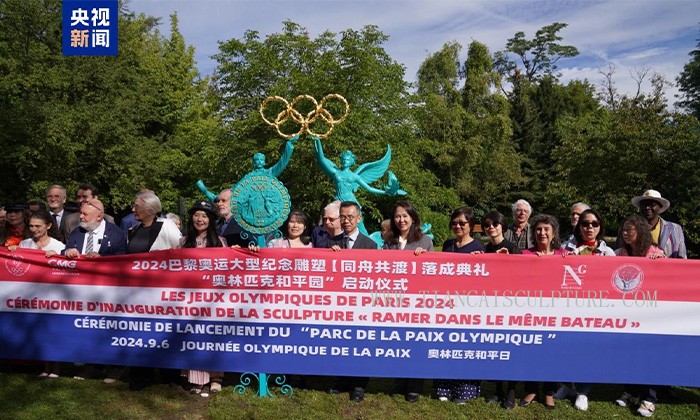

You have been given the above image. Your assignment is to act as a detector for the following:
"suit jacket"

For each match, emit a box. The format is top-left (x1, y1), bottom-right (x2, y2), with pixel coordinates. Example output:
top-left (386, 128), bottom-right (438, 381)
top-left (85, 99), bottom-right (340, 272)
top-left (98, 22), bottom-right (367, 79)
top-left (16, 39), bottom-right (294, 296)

top-left (56, 210), bottom-right (78, 243)
top-left (327, 232), bottom-right (378, 250)
top-left (383, 234), bottom-right (434, 252)
top-left (220, 217), bottom-right (253, 248)
top-left (64, 221), bottom-right (128, 256)
top-left (659, 217), bottom-right (687, 259)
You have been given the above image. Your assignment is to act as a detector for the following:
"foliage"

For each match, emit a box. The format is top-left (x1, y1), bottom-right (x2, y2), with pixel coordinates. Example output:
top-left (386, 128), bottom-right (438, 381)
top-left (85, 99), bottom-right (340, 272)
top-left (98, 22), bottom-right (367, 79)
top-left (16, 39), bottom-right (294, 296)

top-left (211, 20), bottom-right (455, 237)
top-left (0, 1), bottom-right (220, 215)
top-left (554, 75), bottom-right (700, 255)
top-left (494, 22), bottom-right (579, 83)
top-left (676, 34), bottom-right (700, 120)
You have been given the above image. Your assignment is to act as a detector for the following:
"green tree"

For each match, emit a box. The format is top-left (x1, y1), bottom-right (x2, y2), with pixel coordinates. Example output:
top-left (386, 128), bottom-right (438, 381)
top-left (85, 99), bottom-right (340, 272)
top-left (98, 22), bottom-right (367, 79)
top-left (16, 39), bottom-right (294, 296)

top-left (0, 1), bottom-right (219, 215)
top-left (494, 22), bottom-right (579, 83)
top-left (211, 21), bottom-right (455, 238)
top-left (676, 34), bottom-right (700, 119)
top-left (554, 75), bottom-right (700, 255)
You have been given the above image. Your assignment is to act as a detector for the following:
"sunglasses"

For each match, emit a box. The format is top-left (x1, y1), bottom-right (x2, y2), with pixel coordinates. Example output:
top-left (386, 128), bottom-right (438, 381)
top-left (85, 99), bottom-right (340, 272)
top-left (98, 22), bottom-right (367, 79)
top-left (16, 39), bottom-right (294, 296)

top-left (482, 222), bottom-right (500, 229)
top-left (580, 221), bottom-right (600, 228)
top-left (450, 221), bottom-right (468, 227)
top-left (322, 217), bottom-right (338, 223)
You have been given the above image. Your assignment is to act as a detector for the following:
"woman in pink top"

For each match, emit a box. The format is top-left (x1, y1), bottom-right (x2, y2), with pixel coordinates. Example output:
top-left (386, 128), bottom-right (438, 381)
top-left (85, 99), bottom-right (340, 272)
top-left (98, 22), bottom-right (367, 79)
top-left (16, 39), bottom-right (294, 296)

top-left (521, 214), bottom-right (561, 410)
top-left (615, 215), bottom-right (665, 259)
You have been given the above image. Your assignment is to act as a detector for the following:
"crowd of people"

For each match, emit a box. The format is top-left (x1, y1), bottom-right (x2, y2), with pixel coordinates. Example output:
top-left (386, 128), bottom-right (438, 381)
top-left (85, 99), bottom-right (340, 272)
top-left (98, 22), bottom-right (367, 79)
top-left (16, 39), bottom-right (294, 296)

top-left (0, 184), bottom-right (688, 415)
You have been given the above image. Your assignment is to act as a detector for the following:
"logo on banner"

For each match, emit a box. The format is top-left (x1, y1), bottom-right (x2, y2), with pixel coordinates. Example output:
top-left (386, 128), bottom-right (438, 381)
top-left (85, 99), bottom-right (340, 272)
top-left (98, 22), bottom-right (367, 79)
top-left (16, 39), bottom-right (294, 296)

top-left (4, 254), bottom-right (31, 277)
top-left (62, 0), bottom-right (118, 56)
top-left (48, 258), bottom-right (80, 276)
top-left (561, 264), bottom-right (587, 289)
top-left (611, 264), bottom-right (644, 293)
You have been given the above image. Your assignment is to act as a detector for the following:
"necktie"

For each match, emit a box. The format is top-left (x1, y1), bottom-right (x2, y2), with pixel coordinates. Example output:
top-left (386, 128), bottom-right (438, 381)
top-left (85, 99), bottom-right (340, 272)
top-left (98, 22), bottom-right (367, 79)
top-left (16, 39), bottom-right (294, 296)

top-left (85, 231), bottom-right (94, 254)
top-left (343, 236), bottom-right (351, 249)
top-left (52, 214), bottom-right (59, 228)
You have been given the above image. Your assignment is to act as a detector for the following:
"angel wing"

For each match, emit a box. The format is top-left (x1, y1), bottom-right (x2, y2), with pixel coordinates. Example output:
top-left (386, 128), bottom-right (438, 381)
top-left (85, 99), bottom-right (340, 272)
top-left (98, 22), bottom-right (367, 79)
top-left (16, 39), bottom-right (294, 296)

top-left (354, 145), bottom-right (391, 184)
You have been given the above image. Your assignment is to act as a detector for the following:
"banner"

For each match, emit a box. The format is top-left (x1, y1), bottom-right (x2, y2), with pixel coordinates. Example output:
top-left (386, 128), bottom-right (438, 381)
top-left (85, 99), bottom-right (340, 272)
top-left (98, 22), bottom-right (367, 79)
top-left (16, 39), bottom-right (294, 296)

top-left (1, 247), bottom-right (699, 386)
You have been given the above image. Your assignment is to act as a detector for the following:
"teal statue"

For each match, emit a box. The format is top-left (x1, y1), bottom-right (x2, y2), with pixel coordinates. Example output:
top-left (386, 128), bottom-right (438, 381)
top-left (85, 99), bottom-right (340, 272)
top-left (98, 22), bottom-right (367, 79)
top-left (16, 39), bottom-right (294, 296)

top-left (313, 136), bottom-right (406, 236)
top-left (196, 135), bottom-right (299, 245)
top-left (196, 135), bottom-right (299, 200)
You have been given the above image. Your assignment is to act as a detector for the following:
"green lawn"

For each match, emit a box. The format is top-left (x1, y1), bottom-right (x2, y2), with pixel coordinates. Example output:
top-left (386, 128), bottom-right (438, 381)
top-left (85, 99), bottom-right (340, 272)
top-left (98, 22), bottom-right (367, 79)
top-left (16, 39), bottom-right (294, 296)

top-left (1, 364), bottom-right (699, 419)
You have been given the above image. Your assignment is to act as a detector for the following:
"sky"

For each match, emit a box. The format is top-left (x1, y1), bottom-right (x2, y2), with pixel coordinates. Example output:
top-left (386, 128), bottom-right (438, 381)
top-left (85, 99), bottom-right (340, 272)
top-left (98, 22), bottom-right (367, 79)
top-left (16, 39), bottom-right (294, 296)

top-left (129, 0), bottom-right (700, 106)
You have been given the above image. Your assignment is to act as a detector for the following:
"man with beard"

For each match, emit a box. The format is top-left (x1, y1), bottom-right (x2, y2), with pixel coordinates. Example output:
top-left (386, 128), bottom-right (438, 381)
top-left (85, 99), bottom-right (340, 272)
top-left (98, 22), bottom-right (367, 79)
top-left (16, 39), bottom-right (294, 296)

top-left (62, 199), bottom-right (127, 258)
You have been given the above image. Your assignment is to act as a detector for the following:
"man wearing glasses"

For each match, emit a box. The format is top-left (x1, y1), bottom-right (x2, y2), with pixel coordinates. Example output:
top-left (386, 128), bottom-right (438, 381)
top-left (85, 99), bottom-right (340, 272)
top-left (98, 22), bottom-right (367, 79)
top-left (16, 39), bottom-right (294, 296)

top-left (503, 199), bottom-right (535, 251)
top-left (311, 201), bottom-right (342, 248)
top-left (326, 201), bottom-right (377, 401)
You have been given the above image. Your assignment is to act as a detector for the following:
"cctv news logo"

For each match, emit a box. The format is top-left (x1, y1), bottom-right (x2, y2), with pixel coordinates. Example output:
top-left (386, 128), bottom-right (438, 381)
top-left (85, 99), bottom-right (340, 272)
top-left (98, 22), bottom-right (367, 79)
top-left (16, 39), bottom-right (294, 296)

top-left (561, 264), bottom-right (586, 289)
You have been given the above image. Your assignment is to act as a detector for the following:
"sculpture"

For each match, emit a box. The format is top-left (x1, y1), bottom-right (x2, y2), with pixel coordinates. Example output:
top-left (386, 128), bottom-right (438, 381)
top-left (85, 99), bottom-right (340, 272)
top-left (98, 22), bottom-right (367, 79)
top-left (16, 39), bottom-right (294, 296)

top-left (313, 136), bottom-right (406, 236)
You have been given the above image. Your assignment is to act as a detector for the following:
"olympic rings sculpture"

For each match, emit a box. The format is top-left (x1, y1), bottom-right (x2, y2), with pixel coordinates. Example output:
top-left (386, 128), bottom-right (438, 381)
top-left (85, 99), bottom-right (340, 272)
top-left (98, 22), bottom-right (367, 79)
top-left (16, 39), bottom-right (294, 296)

top-left (259, 94), bottom-right (350, 139)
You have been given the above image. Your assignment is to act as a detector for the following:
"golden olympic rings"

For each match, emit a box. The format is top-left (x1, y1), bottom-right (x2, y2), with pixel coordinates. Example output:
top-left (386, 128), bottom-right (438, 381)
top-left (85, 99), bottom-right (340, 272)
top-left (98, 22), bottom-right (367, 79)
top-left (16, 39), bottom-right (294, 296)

top-left (259, 94), bottom-right (350, 139)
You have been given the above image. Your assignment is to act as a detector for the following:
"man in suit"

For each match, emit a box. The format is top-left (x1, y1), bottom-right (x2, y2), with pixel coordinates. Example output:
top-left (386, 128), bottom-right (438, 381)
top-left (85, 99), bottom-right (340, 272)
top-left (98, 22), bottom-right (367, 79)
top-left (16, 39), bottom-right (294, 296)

top-left (63, 199), bottom-right (127, 258)
top-left (327, 201), bottom-right (377, 251)
top-left (216, 188), bottom-right (251, 247)
top-left (75, 183), bottom-right (116, 224)
top-left (326, 201), bottom-right (375, 402)
top-left (46, 185), bottom-right (76, 242)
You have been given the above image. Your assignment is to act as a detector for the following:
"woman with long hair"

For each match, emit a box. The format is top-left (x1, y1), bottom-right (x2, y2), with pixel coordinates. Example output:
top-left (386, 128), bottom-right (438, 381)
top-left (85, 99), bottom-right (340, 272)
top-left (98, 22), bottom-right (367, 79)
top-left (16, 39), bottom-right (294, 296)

top-left (180, 201), bottom-right (225, 397)
top-left (616, 215), bottom-right (665, 258)
top-left (613, 215), bottom-right (663, 416)
top-left (383, 201), bottom-right (432, 402)
top-left (9, 209), bottom-right (65, 378)
top-left (268, 209), bottom-right (312, 248)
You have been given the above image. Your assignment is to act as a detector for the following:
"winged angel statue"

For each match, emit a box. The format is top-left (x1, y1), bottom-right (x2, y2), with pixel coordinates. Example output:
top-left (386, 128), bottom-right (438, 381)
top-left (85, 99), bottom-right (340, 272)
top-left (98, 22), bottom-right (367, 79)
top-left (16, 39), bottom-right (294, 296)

top-left (313, 136), bottom-right (406, 236)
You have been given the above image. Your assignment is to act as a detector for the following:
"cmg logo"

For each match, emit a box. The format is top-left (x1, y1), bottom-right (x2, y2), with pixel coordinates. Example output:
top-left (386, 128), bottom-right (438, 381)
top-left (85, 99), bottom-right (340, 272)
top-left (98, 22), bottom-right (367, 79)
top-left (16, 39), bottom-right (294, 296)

top-left (48, 259), bottom-right (78, 269)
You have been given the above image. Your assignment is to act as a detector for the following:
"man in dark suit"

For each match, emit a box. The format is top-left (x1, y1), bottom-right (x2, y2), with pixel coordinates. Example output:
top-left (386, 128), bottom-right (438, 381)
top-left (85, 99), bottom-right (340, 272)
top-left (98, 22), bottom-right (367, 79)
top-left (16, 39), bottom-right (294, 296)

top-left (46, 185), bottom-right (77, 242)
top-left (326, 201), bottom-right (375, 402)
top-left (327, 201), bottom-right (377, 251)
top-left (216, 188), bottom-right (251, 247)
top-left (63, 199), bottom-right (127, 258)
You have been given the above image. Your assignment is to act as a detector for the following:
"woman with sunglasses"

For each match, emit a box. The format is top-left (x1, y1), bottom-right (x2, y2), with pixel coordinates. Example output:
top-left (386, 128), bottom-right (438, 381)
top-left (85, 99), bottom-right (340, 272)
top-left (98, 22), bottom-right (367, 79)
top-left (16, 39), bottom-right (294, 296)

top-left (441, 207), bottom-right (484, 254)
top-left (481, 211), bottom-right (521, 255)
top-left (562, 209), bottom-right (615, 257)
top-left (559, 208), bottom-right (614, 411)
top-left (433, 208), bottom-right (483, 404)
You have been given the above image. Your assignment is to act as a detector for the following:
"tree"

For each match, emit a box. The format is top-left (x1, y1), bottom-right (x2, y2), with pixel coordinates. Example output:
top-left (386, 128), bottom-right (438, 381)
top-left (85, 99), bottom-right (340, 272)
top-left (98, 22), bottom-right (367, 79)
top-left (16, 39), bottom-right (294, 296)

top-left (494, 22), bottom-right (579, 84)
top-left (0, 1), bottom-right (219, 216)
top-left (676, 34), bottom-right (700, 120)
top-left (211, 21), bottom-right (455, 237)
top-left (554, 75), bottom-right (700, 256)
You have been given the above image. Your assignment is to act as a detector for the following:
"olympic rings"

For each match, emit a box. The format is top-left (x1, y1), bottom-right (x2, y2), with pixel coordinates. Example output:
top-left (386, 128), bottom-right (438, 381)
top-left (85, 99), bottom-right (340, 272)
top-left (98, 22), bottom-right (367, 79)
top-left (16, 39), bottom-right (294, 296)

top-left (259, 94), bottom-right (349, 139)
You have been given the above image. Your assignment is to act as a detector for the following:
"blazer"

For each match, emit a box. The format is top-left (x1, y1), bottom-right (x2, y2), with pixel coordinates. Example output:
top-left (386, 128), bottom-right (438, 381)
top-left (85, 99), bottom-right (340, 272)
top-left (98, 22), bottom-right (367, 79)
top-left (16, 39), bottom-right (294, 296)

top-left (56, 210), bottom-right (78, 243)
top-left (659, 217), bottom-right (687, 259)
top-left (327, 232), bottom-right (378, 250)
top-left (220, 217), bottom-right (253, 248)
top-left (64, 221), bottom-right (128, 256)
top-left (383, 234), bottom-right (434, 252)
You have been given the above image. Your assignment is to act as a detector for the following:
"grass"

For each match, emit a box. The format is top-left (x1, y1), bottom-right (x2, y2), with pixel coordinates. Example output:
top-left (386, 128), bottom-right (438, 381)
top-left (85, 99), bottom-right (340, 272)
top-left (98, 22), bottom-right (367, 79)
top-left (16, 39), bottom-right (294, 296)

top-left (1, 363), bottom-right (699, 419)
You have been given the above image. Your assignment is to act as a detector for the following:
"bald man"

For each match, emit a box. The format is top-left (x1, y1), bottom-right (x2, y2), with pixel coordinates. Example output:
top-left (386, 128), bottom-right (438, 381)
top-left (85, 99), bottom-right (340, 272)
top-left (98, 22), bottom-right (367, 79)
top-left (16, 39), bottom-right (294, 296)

top-left (63, 199), bottom-right (127, 258)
